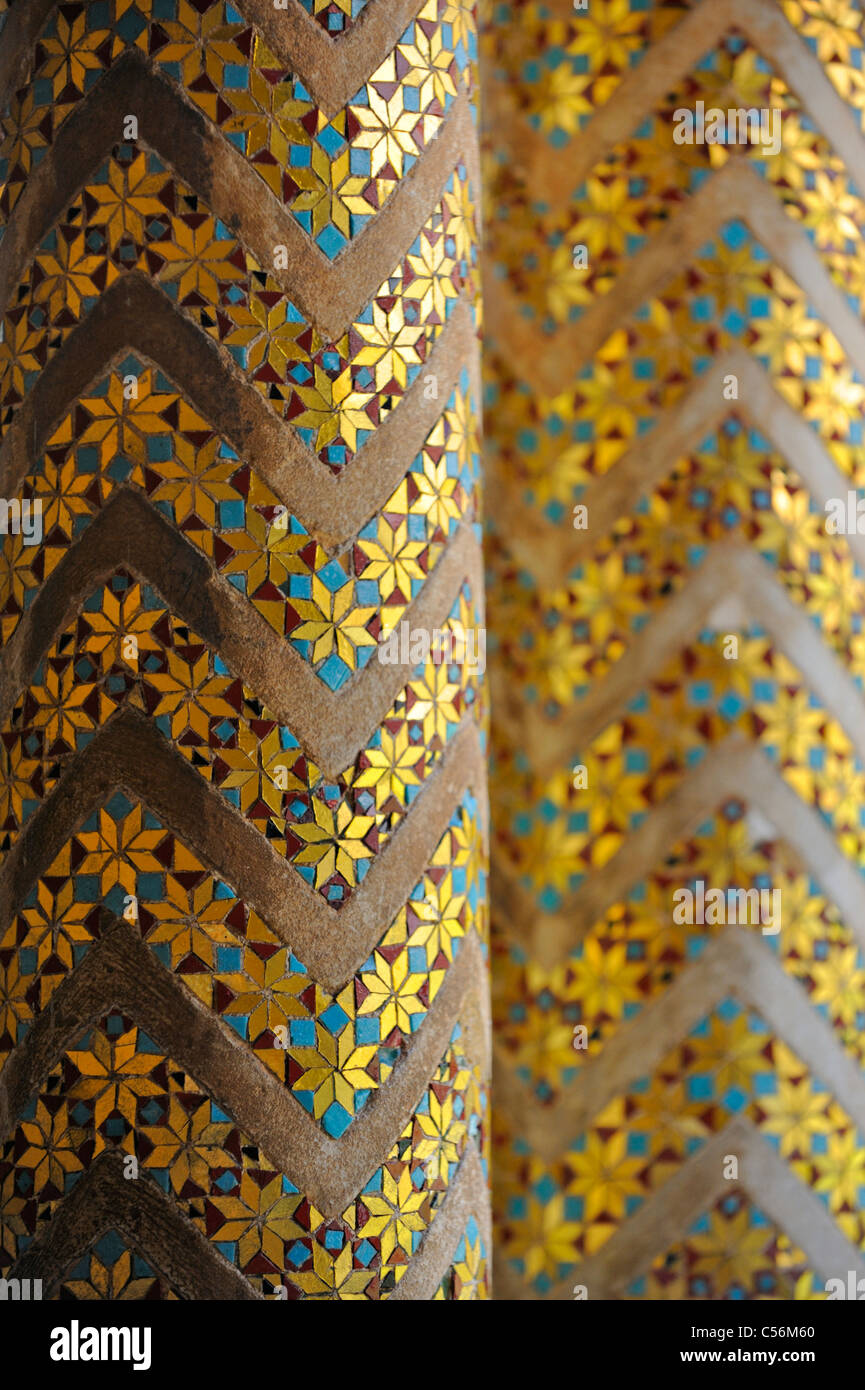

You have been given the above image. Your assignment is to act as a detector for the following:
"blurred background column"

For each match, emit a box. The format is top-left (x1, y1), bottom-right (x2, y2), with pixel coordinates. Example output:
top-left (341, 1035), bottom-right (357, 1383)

top-left (480, 0), bottom-right (865, 1300)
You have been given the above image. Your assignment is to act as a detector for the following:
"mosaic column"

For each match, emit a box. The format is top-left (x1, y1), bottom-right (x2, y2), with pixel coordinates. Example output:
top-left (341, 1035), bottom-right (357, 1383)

top-left (0, 0), bottom-right (490, 1300)
top-left (481, 0), bottom-right (865, 1298)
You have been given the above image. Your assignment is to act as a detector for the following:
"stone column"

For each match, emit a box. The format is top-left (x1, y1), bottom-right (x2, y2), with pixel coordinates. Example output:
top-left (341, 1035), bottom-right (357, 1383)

top-left (481, 0), bottom-right (865, 1299)
top-left (0, 0), bottom-right (489, 1300)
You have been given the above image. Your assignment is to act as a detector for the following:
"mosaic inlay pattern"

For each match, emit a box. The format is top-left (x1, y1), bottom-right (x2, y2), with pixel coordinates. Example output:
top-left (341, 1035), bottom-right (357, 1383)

top-left (0, 145), bottom-right (479, 468)
top-left (2, 1021), bottom-right (485, 1297)
top-left (0, 0), bottom-right (478, 251)
top-left (1, 0), bottom-right (488, 1299)
top-left (0, 353), bottom-right (480, 684)
top-left (1, 789), bottom-right (487, 1133)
